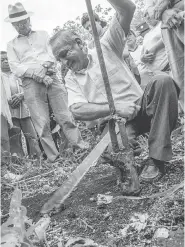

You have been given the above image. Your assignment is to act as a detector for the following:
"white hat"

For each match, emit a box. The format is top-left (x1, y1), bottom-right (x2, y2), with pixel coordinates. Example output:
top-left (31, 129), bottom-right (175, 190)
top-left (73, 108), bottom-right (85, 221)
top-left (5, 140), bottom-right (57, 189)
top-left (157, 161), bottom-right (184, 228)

top-left (4, 2), bottom-right (33, 23)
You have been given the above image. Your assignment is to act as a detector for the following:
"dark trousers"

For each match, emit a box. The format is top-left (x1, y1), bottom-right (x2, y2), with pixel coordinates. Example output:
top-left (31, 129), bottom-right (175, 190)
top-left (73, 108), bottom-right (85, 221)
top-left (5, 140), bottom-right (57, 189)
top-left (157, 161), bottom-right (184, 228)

top-left (1, 115), bottom-right (10, 163)
top-left (126, 71), bottom-right (178, 161)
top-left (9, 117), bottom-right (41, 158)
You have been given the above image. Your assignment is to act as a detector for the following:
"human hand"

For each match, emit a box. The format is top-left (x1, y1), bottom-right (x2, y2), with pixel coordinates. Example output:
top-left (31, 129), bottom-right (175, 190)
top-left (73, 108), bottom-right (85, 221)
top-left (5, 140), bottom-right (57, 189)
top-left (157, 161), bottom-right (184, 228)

top-left (162, 8), bottom-right (183, 29)
top-left (43, 75), bottom-right (53, 88)
top-left (154, 0), bottom-right (169, 20)
top-left (115, 102), bottom-right (140, 120)
top-left (9, 93), bottom-right (24, 108)
top-left (141, 50), bottom-right (155, 64)
top-left (33, 66), bottom-right (47, 83)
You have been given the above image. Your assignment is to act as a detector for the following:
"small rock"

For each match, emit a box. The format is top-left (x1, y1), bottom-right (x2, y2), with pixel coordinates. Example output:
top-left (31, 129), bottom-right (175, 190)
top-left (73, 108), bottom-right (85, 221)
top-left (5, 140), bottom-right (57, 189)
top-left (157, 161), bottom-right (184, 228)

top-left (43, 184), bottom-right (50, 191)
top-left (97, 194), bottom-right (113, 206)
top-left (89, 197), bottom-right (96, 202)
top-left (172, 225), bottom-right (178, 231)
top-left (67, 212), bottom-right (77, 219)
top-left (103, 212), bottom-right (111, 220)
top-left (154, 227), bottom-right (169, 239)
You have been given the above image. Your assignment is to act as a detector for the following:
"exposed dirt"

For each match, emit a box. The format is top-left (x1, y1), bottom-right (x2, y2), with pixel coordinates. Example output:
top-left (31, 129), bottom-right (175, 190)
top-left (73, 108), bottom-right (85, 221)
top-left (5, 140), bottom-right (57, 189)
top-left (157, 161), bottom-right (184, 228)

top-left (1, 126), bottom-right (184, 247)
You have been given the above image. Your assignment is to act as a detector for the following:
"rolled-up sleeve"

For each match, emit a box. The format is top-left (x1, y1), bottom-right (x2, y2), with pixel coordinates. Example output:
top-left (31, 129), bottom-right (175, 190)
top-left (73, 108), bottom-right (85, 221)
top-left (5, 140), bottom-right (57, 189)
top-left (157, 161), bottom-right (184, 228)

top-left (7, 41), bottom-right (29, 78)
top-left (65, 73), bottom-right (88, 108)
top-left (101, 15), bottom-right (126, 60)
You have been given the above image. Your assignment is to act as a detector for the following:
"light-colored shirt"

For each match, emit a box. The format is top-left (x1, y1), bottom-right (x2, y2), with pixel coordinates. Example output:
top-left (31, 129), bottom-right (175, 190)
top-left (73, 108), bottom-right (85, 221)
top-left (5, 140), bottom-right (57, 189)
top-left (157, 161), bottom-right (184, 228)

top-left (130, 45), bottom-right (155, 90)
top-left (1, 74), bottom-right (13, 127)
top-left (7, 31), bottom-right (55, 78)
top-left (1, 72), bottom-right (30, 119)
top-left (66, 16), bottom-right (143, 123)
top-left (142, 22), bottom-right (168, 71)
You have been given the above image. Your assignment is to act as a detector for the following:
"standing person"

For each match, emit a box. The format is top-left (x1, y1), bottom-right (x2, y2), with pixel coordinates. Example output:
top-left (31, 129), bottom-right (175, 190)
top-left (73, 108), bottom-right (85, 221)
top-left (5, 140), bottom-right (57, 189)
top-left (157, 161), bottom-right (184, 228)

top-left (127, 27), bottom-right (170, 90)
top-left (1, 51), bottom-right (41, 158)
top-left (127, 29), bottom-right (151, 90)
top-left (5, 2), bottom-right (88, 162)
top-left (1, 67), bottom-right (12, 163)
top-left (50, 0), bottom-right (178, 193)
top-left (145, 0), bottom-right (184, 112)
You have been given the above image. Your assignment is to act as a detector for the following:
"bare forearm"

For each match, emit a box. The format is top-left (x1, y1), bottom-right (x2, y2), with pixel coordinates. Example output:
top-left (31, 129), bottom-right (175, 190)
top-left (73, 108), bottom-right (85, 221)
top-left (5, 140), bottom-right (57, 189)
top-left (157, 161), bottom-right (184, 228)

top-left (108, 0), bottom-right (135, 14)
top-left (70, 103), bottom-right (110, 121)
top-left (108, 0), bottom-right (136, 35)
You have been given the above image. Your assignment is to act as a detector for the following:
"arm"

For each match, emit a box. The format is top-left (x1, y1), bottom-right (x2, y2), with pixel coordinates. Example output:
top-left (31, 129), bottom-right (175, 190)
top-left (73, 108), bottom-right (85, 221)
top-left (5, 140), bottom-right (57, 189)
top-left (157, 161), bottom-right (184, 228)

top-left (148, 38), bottom-right (165, 54)
top-left (7, 42), bottom-right (30, 78)
top-left (108, 0), bottom-right (136, 35)
top-left (70, 102), bottom-right (110, 121)
top-left (101, 0), bottom-right (135, 60)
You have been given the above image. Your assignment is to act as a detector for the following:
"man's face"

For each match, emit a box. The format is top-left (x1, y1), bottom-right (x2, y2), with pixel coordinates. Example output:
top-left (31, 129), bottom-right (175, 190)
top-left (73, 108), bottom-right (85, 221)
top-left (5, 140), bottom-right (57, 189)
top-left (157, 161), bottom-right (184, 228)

top-left (83, 20), bottom-right (103, 36)
top-left (57, 42), bottom-right (87, 72)
top-left (12, 18), bottom-right (31, 36)
top-left (1, 53), bottom-right (10, 71)
top-left (127, 31), bottom-right (137, 49)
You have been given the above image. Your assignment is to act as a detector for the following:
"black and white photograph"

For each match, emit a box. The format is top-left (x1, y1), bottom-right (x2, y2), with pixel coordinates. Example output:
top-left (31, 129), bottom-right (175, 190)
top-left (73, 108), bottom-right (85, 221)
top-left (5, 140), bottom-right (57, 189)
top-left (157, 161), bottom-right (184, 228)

top-left (0, 0), bottom-right (184, 246)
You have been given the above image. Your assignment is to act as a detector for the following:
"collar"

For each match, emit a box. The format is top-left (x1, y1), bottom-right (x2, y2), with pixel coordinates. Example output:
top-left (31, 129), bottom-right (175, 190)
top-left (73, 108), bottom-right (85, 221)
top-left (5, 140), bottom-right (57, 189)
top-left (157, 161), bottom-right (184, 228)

top-left (17, 30), bottom-right (35, 38)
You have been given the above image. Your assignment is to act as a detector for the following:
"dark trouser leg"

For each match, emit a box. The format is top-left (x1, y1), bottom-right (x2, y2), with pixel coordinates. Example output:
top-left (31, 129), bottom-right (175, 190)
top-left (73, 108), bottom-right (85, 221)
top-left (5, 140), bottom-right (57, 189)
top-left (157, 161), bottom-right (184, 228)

top-left (161, 22), bottom-right (184, 112)
top-left (19, 117), bottom-right (41, 158)
top-left (135, 72), bottom-right (178, 161)
top-left (1, 114), bottom-right (10, 163)
top-left (9, 118), bottom-right (24, 157)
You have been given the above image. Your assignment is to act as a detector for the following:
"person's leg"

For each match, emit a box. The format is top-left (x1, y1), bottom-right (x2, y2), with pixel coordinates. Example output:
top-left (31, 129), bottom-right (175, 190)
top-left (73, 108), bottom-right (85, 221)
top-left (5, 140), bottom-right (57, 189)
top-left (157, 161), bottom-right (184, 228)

top-left (138, 72), bottom-right (178, 179)
top-left (9, 118), bottom-right (24, 157)
top-left (19, 117), bottom-right (42, 158)
top-left (161, 23), bottom-right (184, 111)
top-left (47, 77), bottom-right (88, 149)
top-left (22, 78), bottom-right (59, 162)
top-left (1, 114), bottom-right (10, 163)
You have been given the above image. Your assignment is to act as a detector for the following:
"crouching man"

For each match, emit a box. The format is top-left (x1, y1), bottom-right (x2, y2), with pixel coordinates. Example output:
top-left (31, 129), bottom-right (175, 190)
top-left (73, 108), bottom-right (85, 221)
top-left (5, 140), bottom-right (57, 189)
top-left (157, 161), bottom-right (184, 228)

top-left (50, 0), bottom-right (178, 192)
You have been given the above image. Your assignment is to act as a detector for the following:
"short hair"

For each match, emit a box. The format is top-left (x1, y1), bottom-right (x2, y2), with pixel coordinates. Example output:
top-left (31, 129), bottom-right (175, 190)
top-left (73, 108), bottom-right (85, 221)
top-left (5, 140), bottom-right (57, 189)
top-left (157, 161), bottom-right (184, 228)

top-left (50, 29), bottom-right (81, 60)
top-left (81, 12), bottom-right (107, 28)
top-left (1, 51), bottom-right (7, 55)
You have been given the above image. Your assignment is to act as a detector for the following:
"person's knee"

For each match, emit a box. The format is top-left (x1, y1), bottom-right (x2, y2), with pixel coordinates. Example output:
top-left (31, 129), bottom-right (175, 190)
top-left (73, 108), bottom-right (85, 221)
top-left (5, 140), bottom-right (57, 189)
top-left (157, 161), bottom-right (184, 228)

top-left (153, 72), bottom-right (174, 90)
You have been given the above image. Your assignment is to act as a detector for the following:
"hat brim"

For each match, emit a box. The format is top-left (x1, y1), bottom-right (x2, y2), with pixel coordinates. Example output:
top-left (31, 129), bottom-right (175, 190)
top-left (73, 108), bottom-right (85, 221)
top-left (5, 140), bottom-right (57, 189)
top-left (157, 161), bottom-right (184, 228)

top-left (4, 11), bottom-right (33, 23)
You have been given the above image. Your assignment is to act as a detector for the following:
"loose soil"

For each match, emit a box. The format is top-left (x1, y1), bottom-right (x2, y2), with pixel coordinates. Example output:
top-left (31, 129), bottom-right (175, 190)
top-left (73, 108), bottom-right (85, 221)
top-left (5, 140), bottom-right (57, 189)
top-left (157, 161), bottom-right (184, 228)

top-left (1, 126), bottom-right (184, 247)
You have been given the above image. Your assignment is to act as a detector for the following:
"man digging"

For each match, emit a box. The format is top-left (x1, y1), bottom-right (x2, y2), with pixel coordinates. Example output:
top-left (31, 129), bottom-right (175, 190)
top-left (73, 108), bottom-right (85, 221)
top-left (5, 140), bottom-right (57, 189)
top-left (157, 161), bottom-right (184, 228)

top-left (51, 0), bottom-right (178, 195)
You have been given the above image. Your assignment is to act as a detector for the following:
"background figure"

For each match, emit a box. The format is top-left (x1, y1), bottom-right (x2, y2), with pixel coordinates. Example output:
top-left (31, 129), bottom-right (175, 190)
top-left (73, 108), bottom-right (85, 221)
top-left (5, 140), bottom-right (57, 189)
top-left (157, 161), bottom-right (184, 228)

top-left (1, 51), bottom-right (41, 158)
top-left (6, 3), bottom-right (88, 162)
top-left (141, 11), bottom-right (169, 72)
top-left (145, 0), bottom-right (184, 112)
top-left (127, 29), bottom-right (150, 90)
top-left (1, 75), bottom-right (12, 164)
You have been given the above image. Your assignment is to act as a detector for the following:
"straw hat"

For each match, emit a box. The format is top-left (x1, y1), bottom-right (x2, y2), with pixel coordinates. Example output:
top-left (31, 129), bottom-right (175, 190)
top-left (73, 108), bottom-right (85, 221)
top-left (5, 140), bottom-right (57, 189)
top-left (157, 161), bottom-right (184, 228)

top-left (4, 2), bottom-right (33, 23)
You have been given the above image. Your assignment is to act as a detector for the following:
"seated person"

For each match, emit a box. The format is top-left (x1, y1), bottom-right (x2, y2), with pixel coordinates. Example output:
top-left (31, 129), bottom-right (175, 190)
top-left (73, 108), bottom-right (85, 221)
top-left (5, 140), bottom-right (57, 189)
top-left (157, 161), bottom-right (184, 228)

top-left (49, 0), bottom-right (179, 191)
